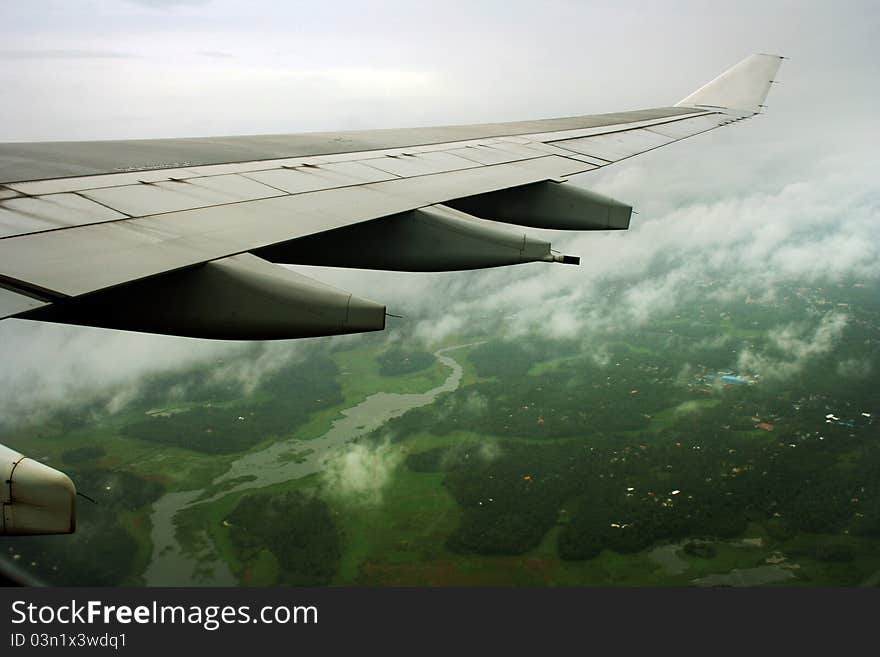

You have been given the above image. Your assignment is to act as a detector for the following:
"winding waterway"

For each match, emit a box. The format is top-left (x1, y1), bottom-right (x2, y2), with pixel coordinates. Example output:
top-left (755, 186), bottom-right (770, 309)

top-left (143, 342), bottom-right (479, 586)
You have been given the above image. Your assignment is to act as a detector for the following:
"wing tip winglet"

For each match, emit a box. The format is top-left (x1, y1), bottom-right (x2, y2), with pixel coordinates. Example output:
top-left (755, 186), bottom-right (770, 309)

top-left (675, 53), bottom-right (785, 115)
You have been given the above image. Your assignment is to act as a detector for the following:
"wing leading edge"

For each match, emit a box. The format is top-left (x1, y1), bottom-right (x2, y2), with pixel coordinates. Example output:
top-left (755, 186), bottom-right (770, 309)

top-left (0, 53), bottom-right (784, 341)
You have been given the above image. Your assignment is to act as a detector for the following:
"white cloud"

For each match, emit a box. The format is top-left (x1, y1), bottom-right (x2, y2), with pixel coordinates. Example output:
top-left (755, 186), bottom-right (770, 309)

top-left (321, 439), bottom-right (402, 506)
top-left (207, 340), bottom-right (306, 396)
top-left (413, 314), bottom-right (467, 346)
top-left (737, 312), bottom-right (849, 380)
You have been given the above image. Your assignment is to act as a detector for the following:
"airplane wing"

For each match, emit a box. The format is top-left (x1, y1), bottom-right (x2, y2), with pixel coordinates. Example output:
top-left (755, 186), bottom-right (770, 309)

top-left (0, 53), bottom-right (783, 342)
top-left (0, 53), bottom-right (783, 536)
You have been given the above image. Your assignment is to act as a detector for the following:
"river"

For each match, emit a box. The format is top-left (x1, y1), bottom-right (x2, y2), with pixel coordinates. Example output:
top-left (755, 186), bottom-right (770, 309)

top-left (143, 342), bottom-right (479, 586)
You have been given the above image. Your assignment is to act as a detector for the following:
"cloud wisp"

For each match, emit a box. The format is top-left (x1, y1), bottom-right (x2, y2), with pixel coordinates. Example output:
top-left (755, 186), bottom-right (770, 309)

top-left (321, 439), bottom-right (403, 507)
top-left (737, 312), bottom-right (849, 381)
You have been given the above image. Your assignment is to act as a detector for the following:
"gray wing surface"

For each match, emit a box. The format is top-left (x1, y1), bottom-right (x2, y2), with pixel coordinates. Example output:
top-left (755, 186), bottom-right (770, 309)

top-left (0, 54), bottom-right (783, 340)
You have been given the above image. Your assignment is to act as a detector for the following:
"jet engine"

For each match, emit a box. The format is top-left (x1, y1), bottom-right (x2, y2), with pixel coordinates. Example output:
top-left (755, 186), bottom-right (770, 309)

top-left (1, 444), bottom-right (76, 535)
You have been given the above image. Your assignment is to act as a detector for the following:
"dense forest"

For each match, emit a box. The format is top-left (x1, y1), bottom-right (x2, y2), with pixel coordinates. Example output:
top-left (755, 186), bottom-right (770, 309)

top-left (389, 280), bottom-right (880, 562)
top-left (405, 417), bottom-right (879, 560)
top-left (226, 491), bottom-right (340, 585)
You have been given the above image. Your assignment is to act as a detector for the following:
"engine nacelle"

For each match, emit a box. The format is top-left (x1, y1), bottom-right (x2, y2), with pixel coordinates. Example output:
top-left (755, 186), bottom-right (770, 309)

top-left (1, 444), bottom-right (76, 535)
top-left (256, 203), bottom-right (580, 271)
top-left (447, 181), bottom-right (632, 231)
top-left (26, 253), bottom-right (386, 340)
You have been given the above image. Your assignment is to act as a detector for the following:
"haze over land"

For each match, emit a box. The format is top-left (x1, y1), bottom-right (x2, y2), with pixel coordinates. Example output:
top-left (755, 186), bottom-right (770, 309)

top-left (4, 273), bottom-right (878, 586)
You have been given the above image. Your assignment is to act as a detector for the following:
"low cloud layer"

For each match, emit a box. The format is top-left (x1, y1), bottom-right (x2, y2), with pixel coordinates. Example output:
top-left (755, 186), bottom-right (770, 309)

top-left (304, 140), bottom-right (878, 347)
top-left (0, 321), bottom-right (307, 429)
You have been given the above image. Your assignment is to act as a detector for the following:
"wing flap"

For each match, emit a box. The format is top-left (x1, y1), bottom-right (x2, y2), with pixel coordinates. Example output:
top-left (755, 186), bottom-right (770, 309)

top-left (241, 163), bottom-right (395, 194)
top-left (80, 174), bottom-right (285, 218)
top-left (0, 192), bottom-right (127, 238)
top-left (642, 114), bottom-right (729, 139)
top-left (0, 286), bottom-right (51, 320)
top-left (550, 128), bottom-right (675, 161)
top-left (6, 168), bottom-right (204, 196)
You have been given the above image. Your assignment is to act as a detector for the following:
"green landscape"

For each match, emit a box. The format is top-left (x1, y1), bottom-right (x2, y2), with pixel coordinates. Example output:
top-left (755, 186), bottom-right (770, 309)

top-left (2, 275), bottom-right (878, 587)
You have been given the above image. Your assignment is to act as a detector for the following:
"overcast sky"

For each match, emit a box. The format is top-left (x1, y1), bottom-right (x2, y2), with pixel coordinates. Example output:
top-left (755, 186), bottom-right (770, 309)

top-left (1, 0), bottom-right (877, 139)
top-left (1, 0), bottom-right (878, 427)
